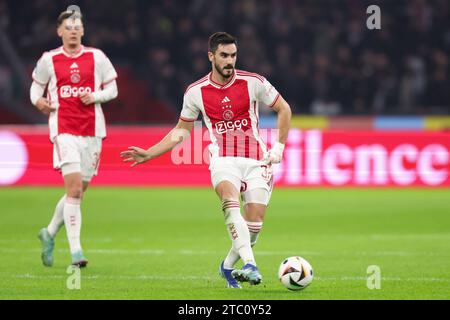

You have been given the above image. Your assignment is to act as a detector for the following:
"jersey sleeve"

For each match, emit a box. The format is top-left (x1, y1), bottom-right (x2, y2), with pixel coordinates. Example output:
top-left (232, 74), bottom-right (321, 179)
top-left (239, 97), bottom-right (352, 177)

top-left (99, 52), bottom-right (118, 84)
top-left (179, 91), bottom-right (200, 122)
top-left (32, 53), bottom-right (50, 85)
top-left (256, 77), bottom-right (280, 108)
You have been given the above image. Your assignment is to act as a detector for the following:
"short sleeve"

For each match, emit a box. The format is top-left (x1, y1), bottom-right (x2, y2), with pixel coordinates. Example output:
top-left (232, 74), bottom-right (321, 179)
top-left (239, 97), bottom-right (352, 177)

top-left (256, 77), bottom-right (280, 108)
top-left (99, 52), bottom-right (118, 84)
top-left (180, 91), bottom-right (200, 122)
top-left (32, 53), bottom-right (50, 85)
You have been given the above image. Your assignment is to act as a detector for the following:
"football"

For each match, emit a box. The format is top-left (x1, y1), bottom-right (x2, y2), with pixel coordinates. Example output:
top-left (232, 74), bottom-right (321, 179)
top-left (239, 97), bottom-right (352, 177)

top-left (278, 256), bottom-right (314, 290)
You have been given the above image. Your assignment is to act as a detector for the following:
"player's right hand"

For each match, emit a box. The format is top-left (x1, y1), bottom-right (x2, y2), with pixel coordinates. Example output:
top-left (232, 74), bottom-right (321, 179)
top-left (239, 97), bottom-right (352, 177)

top-left (35, 97), bottom-right (56, 115)
top-left (265, 142), bottom-right (285, 165)
top-left (120, 146), bottom-right (151, 167)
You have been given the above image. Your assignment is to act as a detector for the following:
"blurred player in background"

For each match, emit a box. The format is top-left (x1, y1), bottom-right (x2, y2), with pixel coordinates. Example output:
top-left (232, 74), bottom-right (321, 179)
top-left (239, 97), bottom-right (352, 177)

top-left (121, 32), bottom-right (291, 288)
top-left (30, 6), bottom-right (118, 267)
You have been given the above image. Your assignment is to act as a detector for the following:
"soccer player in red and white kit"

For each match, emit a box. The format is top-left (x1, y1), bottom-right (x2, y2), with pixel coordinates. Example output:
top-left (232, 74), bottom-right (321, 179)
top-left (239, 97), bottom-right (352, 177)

top-left (31, 8), bottom-right (118, 267)
top-left (121, 32), bottom-right (291, 287)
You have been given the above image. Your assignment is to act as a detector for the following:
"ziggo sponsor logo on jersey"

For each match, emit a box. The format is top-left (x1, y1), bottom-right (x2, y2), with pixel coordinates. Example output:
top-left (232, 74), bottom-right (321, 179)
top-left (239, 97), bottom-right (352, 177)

top-left (60, 86), bottom-right (92, 98)
top-left (215, 119), bottom-right (249, 134)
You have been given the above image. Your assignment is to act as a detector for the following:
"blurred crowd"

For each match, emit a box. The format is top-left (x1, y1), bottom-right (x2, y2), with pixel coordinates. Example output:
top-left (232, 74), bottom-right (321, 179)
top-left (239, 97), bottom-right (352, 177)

top-left (1, 0), bottom-right (450, 117)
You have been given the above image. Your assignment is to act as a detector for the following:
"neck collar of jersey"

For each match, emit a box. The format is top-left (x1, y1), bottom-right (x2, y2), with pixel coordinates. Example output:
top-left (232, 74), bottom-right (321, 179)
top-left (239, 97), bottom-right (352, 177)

top-left (61, 45), bottom-right (84, 58)
top-left (209, 70), bottom-right (236, 89)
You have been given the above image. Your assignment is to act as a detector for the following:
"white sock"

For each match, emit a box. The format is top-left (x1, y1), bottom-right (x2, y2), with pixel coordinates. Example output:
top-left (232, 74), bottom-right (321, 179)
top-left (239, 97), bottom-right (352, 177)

top-left (224, 247), bottom-right (240, 269)
top-left (246, 221), bottom-right (263, 246)
top-left (223, 221), bottom-right (263, 269)
top-left (63, 197), bottom-right (82, 254)
top-left (47, 195), bottom-right (66, 238)
top-left (222, 200), bottom-right (256, 266)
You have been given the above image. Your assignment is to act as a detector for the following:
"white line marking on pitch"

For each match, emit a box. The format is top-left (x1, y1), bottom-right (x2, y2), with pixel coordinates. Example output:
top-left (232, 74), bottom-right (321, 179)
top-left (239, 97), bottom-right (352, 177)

top-left (1, 233), bottom-right (449, 244)
top-left (13, 274), bottom-right (215, 281)
top-left (0, 238), bottom-right (114, 243)
top-left (11, 274), bottom-right (450, 283)
top-left (1, 248), bottom-right (449, 257)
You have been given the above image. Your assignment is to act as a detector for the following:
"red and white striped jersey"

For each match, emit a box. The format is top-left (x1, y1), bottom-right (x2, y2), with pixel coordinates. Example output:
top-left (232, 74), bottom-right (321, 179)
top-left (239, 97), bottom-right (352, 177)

top-left (180, 70), bottom-right (280, 161)
top-left (32, 45), bottom-right (117, 141)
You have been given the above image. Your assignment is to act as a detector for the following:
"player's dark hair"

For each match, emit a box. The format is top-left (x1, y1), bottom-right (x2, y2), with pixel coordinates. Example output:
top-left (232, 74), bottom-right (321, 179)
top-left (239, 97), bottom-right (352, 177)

top-left (57, 11), bottom-right (83, 28)
top-left (208, 32), bottom-right (237, 53)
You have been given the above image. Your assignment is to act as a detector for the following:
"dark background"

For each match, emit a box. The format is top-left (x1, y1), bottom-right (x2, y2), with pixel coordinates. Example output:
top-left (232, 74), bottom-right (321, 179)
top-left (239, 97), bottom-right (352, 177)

top-left (0, 0), bottom-right (449, 124)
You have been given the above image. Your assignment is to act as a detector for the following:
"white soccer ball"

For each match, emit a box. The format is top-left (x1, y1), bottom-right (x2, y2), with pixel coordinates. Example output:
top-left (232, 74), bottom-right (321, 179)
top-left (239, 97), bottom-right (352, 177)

top-left (278, 256), bottom-right (313, 290)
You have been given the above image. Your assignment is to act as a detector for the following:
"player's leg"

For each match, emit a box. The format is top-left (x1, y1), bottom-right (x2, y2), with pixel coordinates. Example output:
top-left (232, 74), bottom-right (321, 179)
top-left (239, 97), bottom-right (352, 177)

top-left (62, 166), bottom-right (88, 267)
top-left (228, 160), bottom-right (273, 284)
top-left (82, 181), bottom-right (89, 193)
top-left (66, 136), bottom-right (101, 267)
top-left (46, 164), bottom-right (90, 239)
top-left (216, 180), bottom-right (256, 266)
top-left (216, 180), bottom-right (261, 285)
top-left (46, 195), bottom-right (66, 239)
top-left (242, 162), bottom-right (273, 249)
top-left (230, 190), bottom-right (269, 285)
top-left (38, 135), bottom-right (80, 267)
top-left (38, 193), bottom-right (65, 266)
top-left (222, 190), bottom-right (268, 270)
top-left (38, 171), bottom-right (90, 266)
top-left (243, 189), bottom-right (269, 248)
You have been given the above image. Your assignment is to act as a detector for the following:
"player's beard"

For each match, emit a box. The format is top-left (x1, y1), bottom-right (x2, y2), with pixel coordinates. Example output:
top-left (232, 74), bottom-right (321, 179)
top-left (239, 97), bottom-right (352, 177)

top-left (215, 62), bottom-right (234, 79)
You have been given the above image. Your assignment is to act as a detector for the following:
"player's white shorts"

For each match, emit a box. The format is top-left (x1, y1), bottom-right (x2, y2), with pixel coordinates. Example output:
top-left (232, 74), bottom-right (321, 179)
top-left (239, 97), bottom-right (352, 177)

top-left (210, 157), bottom-right (273, 206)
top-left (53, 134), bottom-right (102, 182)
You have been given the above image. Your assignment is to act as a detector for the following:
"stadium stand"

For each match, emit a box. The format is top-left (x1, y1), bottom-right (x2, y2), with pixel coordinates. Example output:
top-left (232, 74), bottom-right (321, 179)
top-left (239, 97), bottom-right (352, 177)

top-left (0, 0), bottom-right (449, 125)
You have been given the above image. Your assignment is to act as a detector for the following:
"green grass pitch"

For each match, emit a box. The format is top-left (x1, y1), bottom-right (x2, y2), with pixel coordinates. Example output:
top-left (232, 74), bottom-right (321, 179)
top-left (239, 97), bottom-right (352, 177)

top-left (0, 187), bottom-right (449, 300)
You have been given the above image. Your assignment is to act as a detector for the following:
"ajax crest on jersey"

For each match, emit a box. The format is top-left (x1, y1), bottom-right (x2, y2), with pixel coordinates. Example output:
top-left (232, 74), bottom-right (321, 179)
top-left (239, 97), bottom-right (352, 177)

top-left (70, 73), bottom-right (81, 84)
top-left (222, 109), bottom-right (234, 120)
top-left (278, 256), bottom-right (313, 290)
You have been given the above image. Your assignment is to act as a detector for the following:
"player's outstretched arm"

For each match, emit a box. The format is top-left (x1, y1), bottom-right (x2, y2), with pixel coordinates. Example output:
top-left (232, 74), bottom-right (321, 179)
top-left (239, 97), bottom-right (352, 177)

top-left (267, 96), bottom-right (292, 164)
top-left (120, 119), bottom-right (194, 167)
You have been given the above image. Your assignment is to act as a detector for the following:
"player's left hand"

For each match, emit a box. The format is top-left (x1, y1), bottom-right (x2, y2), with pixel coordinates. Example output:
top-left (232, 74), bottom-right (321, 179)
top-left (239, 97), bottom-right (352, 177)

top-left (266, 142), bottom-right (285, 165)
top-left (79, 92), bottom-right (96, 105)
